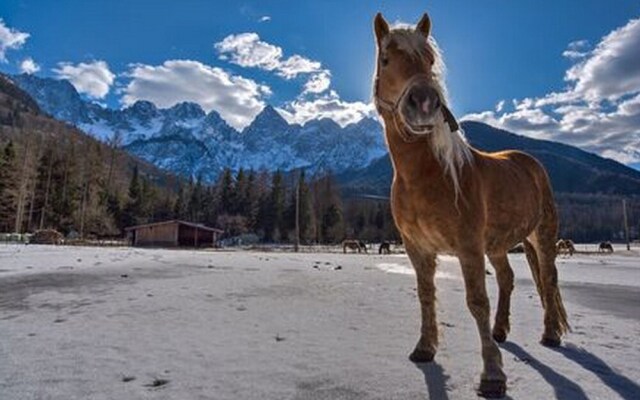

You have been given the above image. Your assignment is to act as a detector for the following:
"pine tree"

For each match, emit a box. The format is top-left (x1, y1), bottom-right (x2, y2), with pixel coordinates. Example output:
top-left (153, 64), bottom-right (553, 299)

top-left (122, 165), bottom-right (143, 227)
top-left (0, 142), bottom-right (18, 232)
top-left (264, 170), bottom-right (285, 241)
top-left (218, 168), bottom-right (234, 215)
top-left (322, 203), bottom-right (343, 244)
top-left (33, 146), bottom-right (56, 230)
top-left (188, 176), bottom-right (204, 221)
top-left (235, 168), bottom-right (247, 215)
top-left (244, 170), bottom-right (260, 230)
top-left (285, 170), bottom-right (313, 243)
top-left (173, 184), bottom-right (187, 220)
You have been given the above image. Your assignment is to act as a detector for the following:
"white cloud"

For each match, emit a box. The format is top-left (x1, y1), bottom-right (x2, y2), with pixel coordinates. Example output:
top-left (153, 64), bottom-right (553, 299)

top-left (259, 16), bottom-right (271, 23)
top-left (276, 55), bottom-right (322, 79)
top-left (214, 33), bottom-right (282, 71)
top-left (278, 90), bottom-right (375, 127)
top-left (464, 17), bottom-right (640, 165)
top-left (19, 57), bottom-right (39, 74)
top-left (121, 59), bottom-right (271, 130)
top-left (495, 100), bottom-right (505, 113)
top-left (215, 32), bottom-right (328, 92)
top-left (567, 18), bottom-right (640, 101)
top-left (53, 60), bottom-right (115, 99)
top-left (213, 32), bottom-right (378, 126)
top-left (0, 19), bottom-right (29, 62)
top-left (303, 70), bottom-right (331, 94)
top-left (562, 39), bottom-right (590, 59)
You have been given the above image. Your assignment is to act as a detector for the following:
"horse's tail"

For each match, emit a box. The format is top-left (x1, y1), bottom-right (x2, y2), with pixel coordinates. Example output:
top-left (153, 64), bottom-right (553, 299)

top-left (522, 239), bottom-right (543, 304)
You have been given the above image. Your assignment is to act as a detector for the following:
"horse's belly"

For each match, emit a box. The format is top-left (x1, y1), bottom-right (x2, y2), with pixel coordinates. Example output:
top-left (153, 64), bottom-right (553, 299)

top-left (485, 212), bottom-right (538, 251)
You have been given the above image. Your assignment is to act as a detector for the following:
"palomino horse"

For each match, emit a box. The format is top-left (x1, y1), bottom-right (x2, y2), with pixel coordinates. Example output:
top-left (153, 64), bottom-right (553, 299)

top-left (342, 239), bottom-right (367, 253)
top-left (556, 239), bottom-right (576, 256)
top-left (373, 12), bottom-right (569, 398)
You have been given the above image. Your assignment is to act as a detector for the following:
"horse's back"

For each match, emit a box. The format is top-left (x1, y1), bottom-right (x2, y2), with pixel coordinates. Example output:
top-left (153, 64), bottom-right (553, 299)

top-left (478, 149), bottom-right (552, 195)
top-left (476, 149), bottom-right (556, 252)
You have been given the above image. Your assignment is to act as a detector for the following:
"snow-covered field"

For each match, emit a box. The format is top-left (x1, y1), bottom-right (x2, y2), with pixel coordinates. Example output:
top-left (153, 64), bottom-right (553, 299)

top-left (0, 244), bottom-right (638, 399)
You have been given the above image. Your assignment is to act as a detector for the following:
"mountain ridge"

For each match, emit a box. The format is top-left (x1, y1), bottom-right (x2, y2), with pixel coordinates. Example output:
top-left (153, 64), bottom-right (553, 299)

top-left (12, 73), bottom-right (386, 182)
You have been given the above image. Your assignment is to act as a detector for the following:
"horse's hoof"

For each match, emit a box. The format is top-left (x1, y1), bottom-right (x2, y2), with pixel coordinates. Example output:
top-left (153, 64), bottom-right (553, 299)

top-left (477, 379), bottom-right (507, 398)
top-left (540, 336), bottom-right (561, 347)
top-left (409, 348), bottom-right (435, 363)
top-left (492, 330), bottom-right (507, 343)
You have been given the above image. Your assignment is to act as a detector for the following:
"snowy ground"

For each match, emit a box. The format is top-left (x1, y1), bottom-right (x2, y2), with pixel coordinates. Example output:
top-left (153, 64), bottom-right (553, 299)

top-left (0, 244), bottom-right (638, 400)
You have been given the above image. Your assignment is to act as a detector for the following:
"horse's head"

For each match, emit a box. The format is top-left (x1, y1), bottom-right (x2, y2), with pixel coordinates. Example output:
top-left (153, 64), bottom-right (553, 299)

top-left (373, 12), bottom-right (454, 137)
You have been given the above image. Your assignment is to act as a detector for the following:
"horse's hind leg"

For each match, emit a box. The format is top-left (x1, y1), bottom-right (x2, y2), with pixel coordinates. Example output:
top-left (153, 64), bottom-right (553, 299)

top-left (487, 253), bottom-right (514, 343)
top-left (526, 229), bottom-right (570, 347)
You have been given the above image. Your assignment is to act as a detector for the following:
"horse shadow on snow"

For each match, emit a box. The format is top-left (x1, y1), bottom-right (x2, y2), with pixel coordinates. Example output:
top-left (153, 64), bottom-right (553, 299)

top-left (501, 341), bottom-right (639, 400)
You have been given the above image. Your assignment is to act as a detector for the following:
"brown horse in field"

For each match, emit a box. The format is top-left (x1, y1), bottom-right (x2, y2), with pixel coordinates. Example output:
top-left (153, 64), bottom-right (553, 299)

top-left (373, 12), bottom-right (569, 398)
top-left (556, 239), bottom-right (576, 256)
top-left (343, 239), bottom-right (367, 253)
top-left (598, 241), bottom-right (614, 253)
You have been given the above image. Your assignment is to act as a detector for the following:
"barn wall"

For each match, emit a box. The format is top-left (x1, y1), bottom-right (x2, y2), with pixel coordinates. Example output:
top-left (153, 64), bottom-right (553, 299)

top-left (178, 225), bottom-right (216, 247)
top-left (134, 223), bottom-right (178, 247)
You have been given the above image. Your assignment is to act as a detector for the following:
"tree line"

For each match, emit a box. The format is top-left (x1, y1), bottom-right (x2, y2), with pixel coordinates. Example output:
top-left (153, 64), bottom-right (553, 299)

top-left (142, 167), bottom-right (399, 244)
top-left (0, 133), bottom-right (399, 243)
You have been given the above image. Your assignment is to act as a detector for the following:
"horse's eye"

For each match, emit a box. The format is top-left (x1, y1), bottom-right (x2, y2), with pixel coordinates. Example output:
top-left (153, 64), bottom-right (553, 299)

top-left (381, 57), bottom-right (389, 67)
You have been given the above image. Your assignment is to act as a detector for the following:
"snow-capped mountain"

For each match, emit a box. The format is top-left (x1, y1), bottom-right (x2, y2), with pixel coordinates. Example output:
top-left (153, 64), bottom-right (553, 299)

top-left (12, 74), bottom-right (386, 182)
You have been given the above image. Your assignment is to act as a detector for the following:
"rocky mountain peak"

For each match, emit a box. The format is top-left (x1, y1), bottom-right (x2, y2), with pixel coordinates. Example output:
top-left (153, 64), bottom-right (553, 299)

top-left (166, 101), bottom-right (205, 120)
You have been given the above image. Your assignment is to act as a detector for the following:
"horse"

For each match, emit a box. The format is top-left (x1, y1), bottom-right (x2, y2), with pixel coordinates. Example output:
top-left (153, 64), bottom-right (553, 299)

top-left (379, 241), bottom-right (392, 254)
top-left (373, 12), bottom-right (569, 398)
top-left (343, 239), bottom-right (366, 253)
top-left (598, 241), bottom-right (614, 253)
top-left (556, 239), bottom-right (575, 256)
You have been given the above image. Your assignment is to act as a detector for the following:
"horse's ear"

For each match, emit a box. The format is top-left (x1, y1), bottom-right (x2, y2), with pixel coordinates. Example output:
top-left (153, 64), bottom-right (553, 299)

top-left (374, 13), bottom-right (389, 43)
top-left (415, 13), bottom-right (431, 37)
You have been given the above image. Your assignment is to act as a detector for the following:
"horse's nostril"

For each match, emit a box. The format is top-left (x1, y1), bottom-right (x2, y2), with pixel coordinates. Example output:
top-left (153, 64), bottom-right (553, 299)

top-left (410, 93), bottom-right (419, 106)
top-left (433, 96), bottom-right (440, 109)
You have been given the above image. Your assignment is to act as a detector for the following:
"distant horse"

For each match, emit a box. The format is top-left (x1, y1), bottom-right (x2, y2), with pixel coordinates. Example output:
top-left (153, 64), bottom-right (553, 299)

top-left (343, 239), bottom-right (366, 253)
top-left (373, 12), bottom-right (569, 398)
top-left (379, 241), bottom-right (391, 254)
top-left (556, 239), bottom-right (575, 256)
top-left (598, 241), bottom-right (614, 253)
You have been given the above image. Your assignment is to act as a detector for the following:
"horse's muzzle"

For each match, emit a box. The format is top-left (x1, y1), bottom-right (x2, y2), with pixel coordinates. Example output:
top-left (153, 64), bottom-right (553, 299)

top-left (399, 83), bottom-right (442, 134)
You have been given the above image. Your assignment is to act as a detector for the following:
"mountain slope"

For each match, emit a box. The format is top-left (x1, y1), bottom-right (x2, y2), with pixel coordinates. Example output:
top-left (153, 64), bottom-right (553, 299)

top-left (0, 73), bottom-right (179, 190)
top-left (337, 121), bottom-right (640, 195)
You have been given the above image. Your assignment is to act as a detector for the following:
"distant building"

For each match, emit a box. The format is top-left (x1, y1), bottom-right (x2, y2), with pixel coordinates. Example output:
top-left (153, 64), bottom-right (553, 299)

top-left (125, 220), bottom-right (223, 248)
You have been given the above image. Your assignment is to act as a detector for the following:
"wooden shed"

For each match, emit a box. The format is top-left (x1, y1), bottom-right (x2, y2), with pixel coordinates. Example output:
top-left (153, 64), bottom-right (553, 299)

top-left (125, 220), bottom-right (223, 248)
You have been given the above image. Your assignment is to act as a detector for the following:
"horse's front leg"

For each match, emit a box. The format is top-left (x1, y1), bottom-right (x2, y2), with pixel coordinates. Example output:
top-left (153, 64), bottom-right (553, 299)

top-left (405, 242), bottom-right (438, 362)
top-left (459, 251), bottom-right (507, 398)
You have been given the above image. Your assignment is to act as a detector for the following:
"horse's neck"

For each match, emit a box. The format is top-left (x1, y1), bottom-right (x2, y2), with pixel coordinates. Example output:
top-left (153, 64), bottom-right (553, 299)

top-left (384, 121), bottom-right (443, 183)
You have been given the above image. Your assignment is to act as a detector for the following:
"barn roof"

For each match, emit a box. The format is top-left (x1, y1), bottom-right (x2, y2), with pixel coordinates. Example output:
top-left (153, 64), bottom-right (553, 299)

top-left (124, 219), bottom-right (223, 233)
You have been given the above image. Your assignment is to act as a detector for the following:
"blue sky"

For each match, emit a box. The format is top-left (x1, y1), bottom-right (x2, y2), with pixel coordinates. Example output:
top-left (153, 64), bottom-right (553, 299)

top-left (0, 1), bottom-right (639, 164)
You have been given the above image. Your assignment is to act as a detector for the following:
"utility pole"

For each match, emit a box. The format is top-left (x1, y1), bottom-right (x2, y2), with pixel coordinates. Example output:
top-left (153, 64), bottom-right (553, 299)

top-left (294, 170), bottom-right (300, 253)
top-left (622, 199), bottom-right (630, 251)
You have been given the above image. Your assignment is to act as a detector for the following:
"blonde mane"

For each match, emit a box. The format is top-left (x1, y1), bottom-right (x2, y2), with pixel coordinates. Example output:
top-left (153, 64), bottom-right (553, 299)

top-left (380, 27), bottom-right (473, 196)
